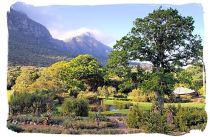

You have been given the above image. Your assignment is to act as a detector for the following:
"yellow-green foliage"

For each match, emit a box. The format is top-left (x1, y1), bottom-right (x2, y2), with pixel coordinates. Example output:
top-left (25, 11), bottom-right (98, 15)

top-left (12, 66), bottom-right (40, 92)
top-left (174, 83), bottom-right (190, 89)
top-left (77, 91), bottom-right (98, 104)
top-left (28, 61), bottom-right (68, 93)
top-left (198, 85), bottom-right (205, 96)
top-left (128, 89), bottom-right (155, 102)
top-left (7, 90), bottom-right (14, 103)
top-left (62, 55), bottom-right (104, 92)
top-left (97, 86), bottom-right (116, 97)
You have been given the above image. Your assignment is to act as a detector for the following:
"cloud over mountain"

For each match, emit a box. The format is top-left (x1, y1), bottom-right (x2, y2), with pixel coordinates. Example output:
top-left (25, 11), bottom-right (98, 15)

top-left (49, 27), bottom-right (117, 47)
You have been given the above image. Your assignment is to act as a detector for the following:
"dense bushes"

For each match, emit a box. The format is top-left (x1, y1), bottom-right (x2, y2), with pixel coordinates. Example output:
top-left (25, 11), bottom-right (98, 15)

top-left (9, 92), bottom-right (53, 115)
top-left (127, 106), bottom-right (170, 133)
top-left (7, 123), bottom-right (24, 133)
top-left (127, 106), bottom-right (148, 129)
top-left (60, 98), bottom-right (89, 117)
top-left (127, 105), bottom-right (207, 134)
top-left (128, 89), bottom-right (155, 102)
top-left (97, 86), bottom-right (116, 98)
top-left (77, 91), bottom-right (98, 104)
top-left (174, 106), bottom-right (207, 132)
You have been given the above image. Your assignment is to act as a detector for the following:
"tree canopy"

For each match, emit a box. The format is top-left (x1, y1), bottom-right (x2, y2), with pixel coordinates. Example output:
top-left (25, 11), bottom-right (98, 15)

top-left (12, 66), bottom-right (40, 92)
top-left (176, 65), bottom-right (204, 91)
top-left (107, 7), bottom-right (203, 111)
top-left (28, 61), bottom-right (68, 94)
top-left (61, 55), bottom-right (104, 95)
top-left (110, 7), bottom-right (202, 72)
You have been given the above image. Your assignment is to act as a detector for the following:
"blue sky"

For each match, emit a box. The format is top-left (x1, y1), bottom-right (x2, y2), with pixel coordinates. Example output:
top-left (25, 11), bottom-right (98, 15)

top-left (12, 2), bottom-right (204, 46)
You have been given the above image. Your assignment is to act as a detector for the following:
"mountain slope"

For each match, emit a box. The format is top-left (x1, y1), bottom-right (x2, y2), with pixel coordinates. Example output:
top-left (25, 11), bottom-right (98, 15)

top-left (7, 8), bottom-right (71, 66)
top-left (7, 9), bottom-right (112, 66)
top-left (66, 32), bottom-right (112, 64)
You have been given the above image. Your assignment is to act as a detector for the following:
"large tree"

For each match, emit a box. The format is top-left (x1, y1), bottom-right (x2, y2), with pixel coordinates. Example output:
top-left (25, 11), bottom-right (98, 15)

top-left (176, 65), bottom-right (204, 91)
top-left (108, 7), bottom-right (202, 111)
top-left (12, 66), bottom-right (40, 92)
top-left (28, 61), bottom-right (68, 94)
top-left (61, 54), bottom-right (104, 96)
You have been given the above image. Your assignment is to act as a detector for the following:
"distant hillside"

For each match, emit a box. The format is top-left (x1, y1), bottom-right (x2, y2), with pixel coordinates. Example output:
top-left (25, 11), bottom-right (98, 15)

top-left (66, 32), bottom-right (112, 64)
top-left (7, 9), bottom-right (71, 66)
top-left (7, 9), bottom-right (112, 66)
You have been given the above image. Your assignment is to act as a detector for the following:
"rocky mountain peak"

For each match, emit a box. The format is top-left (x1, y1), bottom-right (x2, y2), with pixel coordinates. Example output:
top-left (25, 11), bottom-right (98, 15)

top-left (7, 8), bottom-right (52, 40)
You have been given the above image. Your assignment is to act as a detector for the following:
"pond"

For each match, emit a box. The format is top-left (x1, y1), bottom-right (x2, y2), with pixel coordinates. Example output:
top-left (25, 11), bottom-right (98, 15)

top-left (108, 105), bottom-right (118, 112)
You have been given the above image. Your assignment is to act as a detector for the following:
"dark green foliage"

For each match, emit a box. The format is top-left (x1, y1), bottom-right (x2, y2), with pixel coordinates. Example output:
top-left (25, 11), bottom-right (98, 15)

top-left (107, 7), bottom-right (203, 111)
top-left (107, 50), bottom-right (130, 78)
top-left (7, 66), bottom-right (21, 90)
top-left (176, 65), bottom-right (204, 91)
top-left (61, 55), bottom-right (104, 93)
top-left (127, 106), bottom-right (149, 129)
top-left (9, 91), bottom-right (53, 115)
top-left (118, 79), bottom-right (135, 93)
top-left (174, 106), bottom-right (207, 132)
top-left (129, 8), bottom-right (202, 70)
top-left (127, 105), bottom-right (207, 133)
top-left (140, 71), bottom-right (175, 94)
top-left (7, 123), bottom-right (24, 133)
top-left (146, 111), bottom-right (170, 133)
top-left (127, 105), bottom-right (170, 133)
top-left (61, 98), bottom-right (89, 117)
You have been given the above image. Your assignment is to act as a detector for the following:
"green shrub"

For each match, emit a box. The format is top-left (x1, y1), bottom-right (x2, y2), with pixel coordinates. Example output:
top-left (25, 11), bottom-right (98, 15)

top-left (198, 85), bottom-right (205, 96)
top-left (61, 98), bottom-right (89, 117)
top-left (9, 92), bottom-right (53, 115)
top-left (97, 86), bottom-right (116, 98)
top-left (113, 100), bottom-right (133, 109)
top-left (7, 123), bottom-right (24, 133)
top-left (89, 112), bottom-right (109, 121)
top-left (63, 118), bottom-right (74, 129)
top-left (49, 116), bottom-right (64, 125)
top-left (146, 111), bottom-right (170, 133)
top-left (127, 104), bottom-right (207, 133)
top-left (77, 91), bottom-right (98, 104)
top-left (127, 105), bottom-right (149, 129)
top-left (127, 105), bottom-right (171, 134)
top-left (174, 107), bottom-right (207, 132)
top-left (128, 89), bottom-right (155, 102)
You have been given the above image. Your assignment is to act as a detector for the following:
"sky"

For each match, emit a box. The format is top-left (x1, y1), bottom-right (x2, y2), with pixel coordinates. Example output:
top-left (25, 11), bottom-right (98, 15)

top-left (11, 2), bottom-right (204, 47)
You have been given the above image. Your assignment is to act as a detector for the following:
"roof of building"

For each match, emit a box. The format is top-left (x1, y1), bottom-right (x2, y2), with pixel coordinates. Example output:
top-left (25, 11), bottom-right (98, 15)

top-left (173, 87), bottom-right (195, 95)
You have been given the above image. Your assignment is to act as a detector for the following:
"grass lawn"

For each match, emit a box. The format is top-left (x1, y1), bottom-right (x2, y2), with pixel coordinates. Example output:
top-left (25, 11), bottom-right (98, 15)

top-left (47, 99), bottom-right (206, 116)
top-left (103, 99), bottom-right (205, 111)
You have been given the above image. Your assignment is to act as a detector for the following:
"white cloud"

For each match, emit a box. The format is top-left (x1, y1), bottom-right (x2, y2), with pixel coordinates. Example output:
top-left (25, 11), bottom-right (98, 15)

top-left (49, 27), bottom-right (117, 47)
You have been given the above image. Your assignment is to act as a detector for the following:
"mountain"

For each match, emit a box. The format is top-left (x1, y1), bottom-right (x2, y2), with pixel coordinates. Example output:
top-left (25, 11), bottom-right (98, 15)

top-left (7, 8), bottom-right (71, 66)
top-left (66, 32), bottom-right (112, 64)
top-left (7, 9), bottom-right (112, 66)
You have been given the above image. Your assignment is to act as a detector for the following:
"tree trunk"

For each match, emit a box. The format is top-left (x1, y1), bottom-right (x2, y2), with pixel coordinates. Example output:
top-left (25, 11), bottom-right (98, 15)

top-left (154, 90), bottom-right (164, 113)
